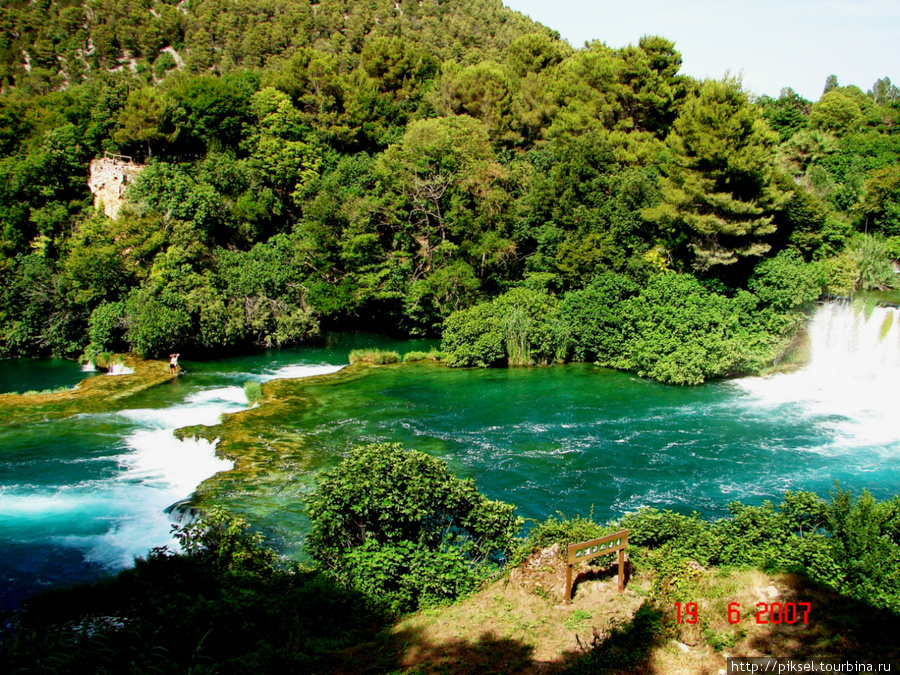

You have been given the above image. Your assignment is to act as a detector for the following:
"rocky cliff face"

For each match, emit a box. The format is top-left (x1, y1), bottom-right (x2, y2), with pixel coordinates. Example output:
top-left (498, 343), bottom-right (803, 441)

top-left (88, 156), bottom-right (144, 219)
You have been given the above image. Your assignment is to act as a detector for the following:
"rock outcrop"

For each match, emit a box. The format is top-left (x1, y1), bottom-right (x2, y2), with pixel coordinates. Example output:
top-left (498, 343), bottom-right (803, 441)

top-left (88, 155), bottom-right (144, 219)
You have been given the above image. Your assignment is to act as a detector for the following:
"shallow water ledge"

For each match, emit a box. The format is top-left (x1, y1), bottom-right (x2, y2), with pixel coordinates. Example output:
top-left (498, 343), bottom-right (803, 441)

top-left (174, 361), bottom-right (429, 501)
top-left (0, 355), bottom-right (173, 427)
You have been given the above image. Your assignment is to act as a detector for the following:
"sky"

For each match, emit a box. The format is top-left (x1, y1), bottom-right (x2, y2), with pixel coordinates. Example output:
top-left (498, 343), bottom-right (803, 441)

top-left (502, 0), bottom-right (900, 101)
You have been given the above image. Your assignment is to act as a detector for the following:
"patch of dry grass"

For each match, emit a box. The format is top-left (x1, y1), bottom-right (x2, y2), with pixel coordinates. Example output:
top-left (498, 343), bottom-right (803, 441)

top-left (330, 556), bottom-right (900, 675)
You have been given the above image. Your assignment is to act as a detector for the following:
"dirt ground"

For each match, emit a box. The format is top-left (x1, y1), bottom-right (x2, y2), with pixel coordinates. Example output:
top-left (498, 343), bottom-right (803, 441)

top-left (331, 546), bottom-right (900, 675)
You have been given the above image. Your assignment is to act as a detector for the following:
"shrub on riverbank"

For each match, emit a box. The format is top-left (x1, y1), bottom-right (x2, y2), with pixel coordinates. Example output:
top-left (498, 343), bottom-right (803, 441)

top-left (348, 348), bottom-right (401, 364)
top-left (442, 271), bottom-right (804, 384)
top-left (441, 287), bottom-right (570, 368)
top-left (305, 443), bottom-right (522, 613)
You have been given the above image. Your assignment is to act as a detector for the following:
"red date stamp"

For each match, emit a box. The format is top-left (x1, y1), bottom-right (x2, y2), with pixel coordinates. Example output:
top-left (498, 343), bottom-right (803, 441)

top-left (674, 602), bottom-right (811, 625)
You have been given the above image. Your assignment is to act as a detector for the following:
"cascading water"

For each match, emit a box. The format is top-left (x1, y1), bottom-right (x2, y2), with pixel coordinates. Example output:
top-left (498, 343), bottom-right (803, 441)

top-left (0, 358), bottom-right (344, 611)
top-left (807, 301), bottom-right (900, 377)
top-left (735, 300), bottom-right (900, 448)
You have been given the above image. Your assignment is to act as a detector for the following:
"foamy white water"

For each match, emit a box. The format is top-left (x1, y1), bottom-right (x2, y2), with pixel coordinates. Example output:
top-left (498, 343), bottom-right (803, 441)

top-left (107, 363), bottom-right (135, 375)
top-left (47, 387), bottom-right (245, 567)
top-left (83, 365), bottom-right (346, 566)
top-left (10, 365), bottom-right (345, 572)
top-left (0, 356), bottom-right (353, 608)
top-left (259, 363), bottom-right (344, 382)
top-left (735, 301), bottom-right (900, 448)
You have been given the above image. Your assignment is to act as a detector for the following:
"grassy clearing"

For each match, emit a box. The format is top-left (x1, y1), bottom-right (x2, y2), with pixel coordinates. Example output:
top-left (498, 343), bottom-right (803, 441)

top-left (336, 555), bottom-right (900, 674)
top-left (348, 348), bottom-right (401, 364)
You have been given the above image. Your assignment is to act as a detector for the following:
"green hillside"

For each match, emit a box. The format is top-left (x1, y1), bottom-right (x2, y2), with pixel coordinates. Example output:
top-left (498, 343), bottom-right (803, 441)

top-left (0, 0), bottom-right (898, 384)
top-left (0, 0), bottom-right (556, 90)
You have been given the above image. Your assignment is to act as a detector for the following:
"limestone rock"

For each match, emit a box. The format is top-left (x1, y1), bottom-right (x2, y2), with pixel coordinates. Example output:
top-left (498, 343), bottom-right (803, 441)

top-left (88, 155), bottom-right (144, 219)
top-left (528, 543), bottom-right (561, 569)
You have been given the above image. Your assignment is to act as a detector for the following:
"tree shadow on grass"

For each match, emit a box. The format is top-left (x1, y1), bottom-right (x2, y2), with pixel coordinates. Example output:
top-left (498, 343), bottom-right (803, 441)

top-left (331, 628), bottom-right (542, 674)
top-left (332, 601), bottom-right (665, 675)
top-left (2, 555), bottom-right (400, 675)
top-left (556, 601), bottom-right (666, 675)
top-left (4, 548), bottom-right (665, 675)
top-left (740, 573), bottom-right (900, 667)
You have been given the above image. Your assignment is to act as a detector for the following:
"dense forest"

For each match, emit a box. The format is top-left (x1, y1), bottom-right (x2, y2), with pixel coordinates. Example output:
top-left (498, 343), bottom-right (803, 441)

top-left (3, 4), bottom-right (900, 670)
top-left (1, 0), bottom-right (899, 383)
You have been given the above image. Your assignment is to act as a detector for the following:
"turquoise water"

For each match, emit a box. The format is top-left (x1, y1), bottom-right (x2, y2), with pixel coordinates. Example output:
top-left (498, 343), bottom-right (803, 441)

top-left (0, 358), bottom-right (95, 394)
top-left (211, 362), bottom-right (900, 560)
top-left (0, 336), bottom-right (426, 611)
top-left (1, 313), bottom-right (899, 611)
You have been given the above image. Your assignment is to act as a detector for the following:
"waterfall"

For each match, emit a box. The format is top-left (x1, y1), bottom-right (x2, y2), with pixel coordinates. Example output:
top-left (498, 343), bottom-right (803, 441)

top-left (735, 300), bottom-right (900, 449)
top-left (806, 301), bottom-right (900, 377)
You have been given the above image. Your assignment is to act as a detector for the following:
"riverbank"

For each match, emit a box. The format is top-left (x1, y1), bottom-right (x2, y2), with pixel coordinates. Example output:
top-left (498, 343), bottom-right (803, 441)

top-left (0, 355), bottom-right (174, 427)
top-left (5, 507), bottom-right (898, 674)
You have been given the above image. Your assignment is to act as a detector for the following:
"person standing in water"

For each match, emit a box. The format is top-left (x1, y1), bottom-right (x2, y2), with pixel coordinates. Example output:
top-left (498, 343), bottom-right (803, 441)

top-left (169, 353), bottom-right (180, 375)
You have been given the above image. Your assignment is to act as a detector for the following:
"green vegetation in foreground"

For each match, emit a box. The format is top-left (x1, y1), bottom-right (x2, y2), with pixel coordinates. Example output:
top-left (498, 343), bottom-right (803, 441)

top-left (4, 445), bottom-right (899, 673)
top-left (306, 442), bottom-right (521, 614)
top-left (0, 355), bottom-right (172, 426)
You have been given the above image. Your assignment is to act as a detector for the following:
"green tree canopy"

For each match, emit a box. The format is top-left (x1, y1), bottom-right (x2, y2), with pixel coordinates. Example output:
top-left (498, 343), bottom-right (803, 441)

top-left (305, 442), bottom-right (521, 612)
top-left (643, 78), bottom-right (786, 271)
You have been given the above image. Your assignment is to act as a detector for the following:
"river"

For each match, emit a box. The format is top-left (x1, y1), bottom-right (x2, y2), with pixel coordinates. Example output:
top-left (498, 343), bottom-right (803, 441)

top-left (1, 303), bottom-right (898, 612)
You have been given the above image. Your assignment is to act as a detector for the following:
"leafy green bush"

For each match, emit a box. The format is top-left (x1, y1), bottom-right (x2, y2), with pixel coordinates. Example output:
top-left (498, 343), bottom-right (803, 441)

top-left (560, 272), bottom-right (640, 364)
top-left (86, 301), bottom-right (127, 353)
top-left (819, 252), bottom-right (859, 296)
top-left (749, 249), bottom-right (821, 312)
top-left (171, 507), bottom-right (279, 579)
top-left (442, 287), bottom-right (569, 367)
top-left (513, 513), bottom-right (609, 566)
top-left (852, 234), bottom-right (898, 291)
top-left (244, 380), bottom-right (263, 404)
top-left (442, 271), bottom-right (797, 384)
top-left (341, 540), bottom-right (480, 613)
top-left (124, 289), bottom-right (192, 358)
top-left (348, 348), bottom-right (400, 364)
top-left (441, 302), bottom-right (506, 367)
top-left (619, 273), bottom-right (749, 384)
top-left (826, 487), bottom-right (900, 613)
top-left (712, 501), bottom-right (794, 569)
top-left (305, 443), bottom-right (522, 613)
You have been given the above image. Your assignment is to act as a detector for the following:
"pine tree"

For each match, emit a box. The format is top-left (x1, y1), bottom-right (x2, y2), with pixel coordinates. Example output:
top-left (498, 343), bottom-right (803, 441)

top-left (644, 78), bottom-right (786, 270)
